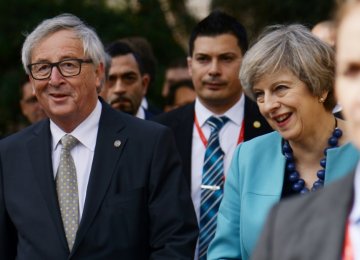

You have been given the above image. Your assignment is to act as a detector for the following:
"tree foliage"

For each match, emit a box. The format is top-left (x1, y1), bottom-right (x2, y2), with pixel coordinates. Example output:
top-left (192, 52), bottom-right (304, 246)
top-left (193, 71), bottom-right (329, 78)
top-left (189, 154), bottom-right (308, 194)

top-left (211, 0), bottom-right (336, 41)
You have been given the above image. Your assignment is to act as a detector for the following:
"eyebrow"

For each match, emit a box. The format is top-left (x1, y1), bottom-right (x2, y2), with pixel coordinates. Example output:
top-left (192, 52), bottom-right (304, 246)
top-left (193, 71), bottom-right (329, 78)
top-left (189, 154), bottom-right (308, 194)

top-left (31, 56), bottom-right (79, 63)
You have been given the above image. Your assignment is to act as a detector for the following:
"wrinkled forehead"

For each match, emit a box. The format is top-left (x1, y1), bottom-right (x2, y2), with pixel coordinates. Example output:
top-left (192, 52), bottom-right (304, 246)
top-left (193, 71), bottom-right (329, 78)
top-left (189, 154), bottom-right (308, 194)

top-left (30, 30), bottom-right (85, 62)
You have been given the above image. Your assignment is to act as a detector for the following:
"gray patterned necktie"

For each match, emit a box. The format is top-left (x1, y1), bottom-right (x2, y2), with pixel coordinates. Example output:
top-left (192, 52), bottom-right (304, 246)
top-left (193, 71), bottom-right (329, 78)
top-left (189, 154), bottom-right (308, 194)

top-left (56, 134), bottom-right (79, 251)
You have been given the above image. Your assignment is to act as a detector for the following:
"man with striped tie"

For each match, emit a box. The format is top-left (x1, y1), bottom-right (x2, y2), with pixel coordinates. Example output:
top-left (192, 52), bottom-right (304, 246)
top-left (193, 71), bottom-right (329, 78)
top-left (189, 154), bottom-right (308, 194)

top-left (153, 11), bottom-right (273, 259)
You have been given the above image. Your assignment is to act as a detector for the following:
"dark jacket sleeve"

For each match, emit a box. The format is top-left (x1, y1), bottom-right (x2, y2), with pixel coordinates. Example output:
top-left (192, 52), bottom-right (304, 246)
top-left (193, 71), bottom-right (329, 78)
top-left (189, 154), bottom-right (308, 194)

top-left (0, 155), bottom-right (18, 259)
top-left (148, 127), bottom-right (199, 259)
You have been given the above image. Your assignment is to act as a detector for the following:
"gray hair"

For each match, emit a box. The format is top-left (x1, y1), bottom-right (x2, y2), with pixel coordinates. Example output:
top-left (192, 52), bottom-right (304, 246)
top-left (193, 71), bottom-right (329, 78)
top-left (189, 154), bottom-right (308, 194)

top-left (97, 52), bottom-right (112, 93)
top-left (240, 24), bottom-right (336, 111)
top-left (21, 13), bottom-right (106, 75)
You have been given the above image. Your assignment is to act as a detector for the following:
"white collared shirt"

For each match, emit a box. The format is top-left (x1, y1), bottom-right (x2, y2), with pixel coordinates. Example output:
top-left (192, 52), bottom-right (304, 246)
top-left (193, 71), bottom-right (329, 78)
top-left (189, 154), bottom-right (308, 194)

top-left (141, 97), bottom-right (148, 109)
top-left (349, 161), bottom-right (360, 259)
top-left (192, 95), bottom-right (245, 260)
top-left (51, 100), bottom-right (102, 219)
top-left (137, 97), bottom-right (148, 119)
top-left (191, 94), bottom-right (245, 221)
top-left (135, 105), bottom-right (146, 120)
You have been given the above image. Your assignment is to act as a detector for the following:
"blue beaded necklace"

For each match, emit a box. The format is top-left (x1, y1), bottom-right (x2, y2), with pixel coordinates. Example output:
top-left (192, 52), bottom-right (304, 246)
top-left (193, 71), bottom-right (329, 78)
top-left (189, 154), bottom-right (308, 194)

top-left (282, 118), bottom-right (343, 194)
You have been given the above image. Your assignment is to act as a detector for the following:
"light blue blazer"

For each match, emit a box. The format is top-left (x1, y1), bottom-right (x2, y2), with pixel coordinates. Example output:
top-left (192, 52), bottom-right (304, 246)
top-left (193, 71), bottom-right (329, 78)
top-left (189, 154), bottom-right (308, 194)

top-left (207, 131), bottom-right (359, 260)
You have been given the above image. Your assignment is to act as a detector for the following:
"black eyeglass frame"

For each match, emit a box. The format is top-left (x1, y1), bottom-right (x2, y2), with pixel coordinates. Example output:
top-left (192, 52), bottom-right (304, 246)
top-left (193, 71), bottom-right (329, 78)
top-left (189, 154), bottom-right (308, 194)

top-left (27, 58), bottom-right (93, 80)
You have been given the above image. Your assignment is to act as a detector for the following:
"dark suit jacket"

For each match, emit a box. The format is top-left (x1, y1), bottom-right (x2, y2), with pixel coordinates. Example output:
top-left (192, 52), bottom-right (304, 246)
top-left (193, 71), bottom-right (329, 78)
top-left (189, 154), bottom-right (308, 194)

top-left (252, 172), bottom-right (354, 260)
top-left (152, 98), bottom-right (273, 186)
top-left (0, 100), bottom-right (198, 259)
top-left (146, 102), bottom-right (163, 116)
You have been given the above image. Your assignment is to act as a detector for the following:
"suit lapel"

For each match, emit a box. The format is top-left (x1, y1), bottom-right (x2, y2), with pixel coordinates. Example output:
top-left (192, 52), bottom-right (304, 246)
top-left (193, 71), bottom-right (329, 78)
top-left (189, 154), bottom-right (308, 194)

top-left (171, 104), bottom-right (194, 187)
top-left (313, 172), bottom-right (354, 260)
top-left (71, 103), bottom-right (127, 253)
top-left (27, 120), bottom-right (69, 250)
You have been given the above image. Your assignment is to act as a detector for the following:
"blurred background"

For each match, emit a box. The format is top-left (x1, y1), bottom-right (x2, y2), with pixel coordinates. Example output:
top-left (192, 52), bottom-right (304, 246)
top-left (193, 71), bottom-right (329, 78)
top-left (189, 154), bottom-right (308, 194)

top-left (0, 0), bottom-right (335, 136)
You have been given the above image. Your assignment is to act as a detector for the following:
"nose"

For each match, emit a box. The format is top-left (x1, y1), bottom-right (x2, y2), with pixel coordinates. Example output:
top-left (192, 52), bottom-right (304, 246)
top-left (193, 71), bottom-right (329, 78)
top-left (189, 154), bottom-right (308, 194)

top-left (48, 66), bottom-right (64, 85)
top-left (261, 93), bottom-right (281, 114)
top-left (113, 78), bottom-right (126, 94)
top-left (208, 60), bottom-right (220, 77)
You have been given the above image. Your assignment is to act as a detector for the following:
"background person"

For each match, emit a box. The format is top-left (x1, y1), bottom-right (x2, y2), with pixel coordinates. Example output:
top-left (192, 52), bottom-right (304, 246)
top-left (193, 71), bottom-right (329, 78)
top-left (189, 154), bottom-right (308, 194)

top-left (119, 36), bottom-right (162, 116)
top-left (162, 57), bottom-right (191, 99)
top-left (164, 79), bottom-right (196, 112)
top-left (153, 11), bottom-right (272, 260)
top-left (105, 41), bottom-right (153, 119)
top-left (19, 79), bottom-right (47, 124)
top-left (208, 24), bottom-right (359, 260)
top-left (311, 20), bottom-right (343, 117)
top-left (311, 20), bottom-right (336, 48)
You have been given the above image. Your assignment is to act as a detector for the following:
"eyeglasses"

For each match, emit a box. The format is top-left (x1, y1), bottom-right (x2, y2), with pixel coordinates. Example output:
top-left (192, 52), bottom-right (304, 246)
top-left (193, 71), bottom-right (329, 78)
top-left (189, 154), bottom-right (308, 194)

top-left (27, 58), bottom-right (93, 80)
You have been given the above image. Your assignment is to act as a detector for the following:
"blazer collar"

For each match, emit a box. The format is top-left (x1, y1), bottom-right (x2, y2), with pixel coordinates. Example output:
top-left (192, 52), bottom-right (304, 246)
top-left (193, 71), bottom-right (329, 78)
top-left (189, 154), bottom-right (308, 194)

top-left (27, 119), bottom-right (71, 251)
top-left (169, 103), bottom-right (195, 187)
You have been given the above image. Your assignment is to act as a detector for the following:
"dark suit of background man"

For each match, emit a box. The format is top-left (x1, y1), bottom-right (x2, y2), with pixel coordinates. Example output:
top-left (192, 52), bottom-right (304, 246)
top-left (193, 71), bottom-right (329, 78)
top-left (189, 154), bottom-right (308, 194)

top-left (0, 13), bottom-right (198, 259)
top-left (153, 10), bottom-right (272, 260)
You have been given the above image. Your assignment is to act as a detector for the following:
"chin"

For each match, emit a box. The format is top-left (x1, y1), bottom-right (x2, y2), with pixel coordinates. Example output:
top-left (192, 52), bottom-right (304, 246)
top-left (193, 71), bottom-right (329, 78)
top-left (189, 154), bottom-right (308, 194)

top-left (278, 130), bottom-right (298, 142)
top-left (351, 137), bottom-right (360, 151)
top-left (48, 107), bottom-right (75, 118)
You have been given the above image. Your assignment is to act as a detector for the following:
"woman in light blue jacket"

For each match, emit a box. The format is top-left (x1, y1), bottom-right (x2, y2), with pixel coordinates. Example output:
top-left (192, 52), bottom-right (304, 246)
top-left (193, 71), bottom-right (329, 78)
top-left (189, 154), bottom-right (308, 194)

top-left (207, 24), bottom-right (359, 260)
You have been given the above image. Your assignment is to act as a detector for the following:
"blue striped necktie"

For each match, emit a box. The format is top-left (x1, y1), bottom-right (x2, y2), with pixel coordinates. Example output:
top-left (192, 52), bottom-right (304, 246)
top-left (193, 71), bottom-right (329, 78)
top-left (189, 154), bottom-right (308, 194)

top-left (198, 115), bottom-right (229, 260)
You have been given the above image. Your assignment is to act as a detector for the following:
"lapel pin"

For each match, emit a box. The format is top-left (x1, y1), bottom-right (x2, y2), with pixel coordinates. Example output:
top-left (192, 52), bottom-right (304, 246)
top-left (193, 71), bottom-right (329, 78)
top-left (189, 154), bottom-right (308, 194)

top-left (253, 121), bottom-right (261, 128)
top-left (114, 140), bottom-right (121, 148)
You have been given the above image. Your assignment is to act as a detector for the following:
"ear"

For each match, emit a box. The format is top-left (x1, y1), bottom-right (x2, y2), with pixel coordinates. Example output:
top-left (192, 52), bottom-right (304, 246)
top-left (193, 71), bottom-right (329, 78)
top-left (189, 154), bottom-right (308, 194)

top-left (28, 75), bottom-right (36, 95)
top-left (319, 91), bottom-right (329, 103)
top-left (94, 62), bottom-right (105, 90)
top-left (187, 56), bottom-right (193, 77)
top-left (141, 73), bottom-right (150, 95)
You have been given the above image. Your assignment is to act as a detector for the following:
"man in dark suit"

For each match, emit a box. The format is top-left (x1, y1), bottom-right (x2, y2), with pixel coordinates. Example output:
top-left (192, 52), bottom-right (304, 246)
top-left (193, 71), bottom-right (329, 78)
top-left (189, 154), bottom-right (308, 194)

top-left (251, 172), bottom-right (354, 260)
top-left (252, 1), bottom-right (360, 259)
top-left (0, 13), bottom-right (198, 259)
top-left (153, 11), bottom-right (272, 260)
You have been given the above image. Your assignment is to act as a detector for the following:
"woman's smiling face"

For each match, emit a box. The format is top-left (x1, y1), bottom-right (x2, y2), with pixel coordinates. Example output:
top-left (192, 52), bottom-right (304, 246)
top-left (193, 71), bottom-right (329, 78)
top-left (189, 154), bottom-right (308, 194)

top-left (253, 69), bottom-right (324, 142)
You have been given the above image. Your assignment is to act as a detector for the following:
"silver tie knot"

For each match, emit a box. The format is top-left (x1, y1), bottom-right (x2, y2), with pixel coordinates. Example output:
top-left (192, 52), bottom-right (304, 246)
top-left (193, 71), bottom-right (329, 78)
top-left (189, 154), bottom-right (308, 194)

top-left (61, 134), bottom-right (78, 151)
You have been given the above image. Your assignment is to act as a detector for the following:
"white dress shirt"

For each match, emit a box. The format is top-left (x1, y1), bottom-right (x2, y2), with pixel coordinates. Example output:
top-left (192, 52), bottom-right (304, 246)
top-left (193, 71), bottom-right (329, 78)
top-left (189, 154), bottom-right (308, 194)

top-left (51, 100), bottom-right (101, 220)
top-left (192, 95), bottom-right (245, 260)
top-left (349, 161), bottom-right (360, 259)
top-left (135, 106), bottom-right (146, 119)
top-left (136, 97), bottom-right (148, 119)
